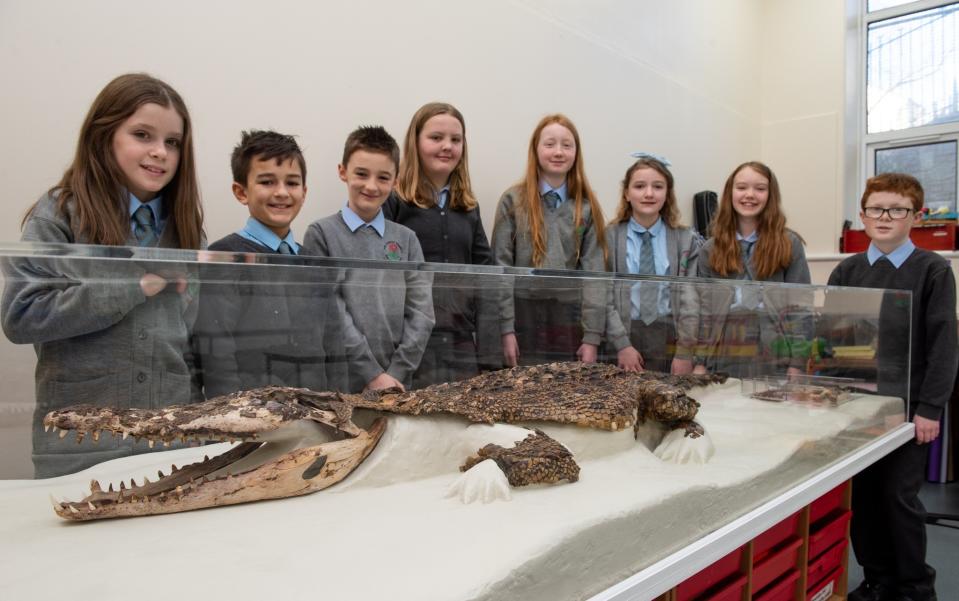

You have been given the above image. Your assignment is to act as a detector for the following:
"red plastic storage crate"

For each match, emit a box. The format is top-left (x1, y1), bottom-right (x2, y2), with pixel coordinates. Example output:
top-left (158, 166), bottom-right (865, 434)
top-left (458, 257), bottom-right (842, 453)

top-left (754, 569), bottom-right (800, 601)
top-left (700, 573), bottom-right (747, 601)
top-left (808, 509), bottom-right (852, 559)
top-left (842, 223), bottom-right (956, 253)
top-left (676, 546), bottom-right (746, 601)
top-left (752, 537), bottom-right (803, 592)
top-left (809, 482), bottom-right (847, 525)
top-left (753, 511), bottom-right (801, 561)
top-left (806, 539), bottom-right (848, 591)
top-left (806, 566), bottom-right (844, 601)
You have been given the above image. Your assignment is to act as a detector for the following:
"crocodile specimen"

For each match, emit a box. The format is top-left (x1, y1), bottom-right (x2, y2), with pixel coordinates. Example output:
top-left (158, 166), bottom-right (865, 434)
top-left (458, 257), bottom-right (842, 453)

top-left (43, 362), bottom-right (726, 521)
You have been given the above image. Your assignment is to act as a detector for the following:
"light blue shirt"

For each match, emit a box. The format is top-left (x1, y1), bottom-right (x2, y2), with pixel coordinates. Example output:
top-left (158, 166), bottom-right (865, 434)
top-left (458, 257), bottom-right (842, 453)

top-left (238, 217), bottom-right (299, 255)
top-left (436, 185), bottom-right (450, 209)
top-left (341, 204), bottom-right (385, 237)
top-left (626, 217), bottom-right (671, 320)
top-left (538, 180), bottom-right (569, 207)
top-left (127, 192), bottom-right (166, 237)
top-left (866, 239), bottom-right (915, 268)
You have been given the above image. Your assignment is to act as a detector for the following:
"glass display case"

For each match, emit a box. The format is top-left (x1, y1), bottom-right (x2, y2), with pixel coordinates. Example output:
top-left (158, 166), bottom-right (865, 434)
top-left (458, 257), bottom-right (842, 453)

top-left (0, 242), bottom-right (912, 601)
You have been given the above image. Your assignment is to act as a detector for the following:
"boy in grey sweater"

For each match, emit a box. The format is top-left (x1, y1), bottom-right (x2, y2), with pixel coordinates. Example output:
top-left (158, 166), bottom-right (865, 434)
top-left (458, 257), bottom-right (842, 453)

top-left (302, 126), bottom-right (434, 392)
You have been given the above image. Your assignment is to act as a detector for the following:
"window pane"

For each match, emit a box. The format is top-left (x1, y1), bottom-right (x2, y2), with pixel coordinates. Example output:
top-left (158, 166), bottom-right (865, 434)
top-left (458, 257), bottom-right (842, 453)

top-left (875, 141), bottom-right (958, 212)
top-left (868, 0), bottom-right (920, 11)
top-left (866, 4), bottom-right (959, 133)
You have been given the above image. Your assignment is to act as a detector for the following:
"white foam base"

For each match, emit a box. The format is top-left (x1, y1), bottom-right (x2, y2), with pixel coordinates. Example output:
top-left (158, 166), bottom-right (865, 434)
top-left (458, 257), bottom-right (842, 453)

top-left (0, 380), bottom-right (902, 601)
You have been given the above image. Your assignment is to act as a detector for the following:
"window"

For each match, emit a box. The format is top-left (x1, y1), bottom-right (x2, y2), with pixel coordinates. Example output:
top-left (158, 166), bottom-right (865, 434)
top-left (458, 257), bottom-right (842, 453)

top-left (848, 0), bottom-right (959, 222)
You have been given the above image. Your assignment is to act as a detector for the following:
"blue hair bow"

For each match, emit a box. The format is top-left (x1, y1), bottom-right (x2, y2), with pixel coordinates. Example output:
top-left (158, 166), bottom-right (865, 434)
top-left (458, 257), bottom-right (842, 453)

top-left (630, 151), bottom-right (671, 168)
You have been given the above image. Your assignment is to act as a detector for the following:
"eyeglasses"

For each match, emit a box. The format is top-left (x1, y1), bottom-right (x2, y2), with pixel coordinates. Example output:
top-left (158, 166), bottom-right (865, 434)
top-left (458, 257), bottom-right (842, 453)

top-left (862, 206), bottom-right (914, 220)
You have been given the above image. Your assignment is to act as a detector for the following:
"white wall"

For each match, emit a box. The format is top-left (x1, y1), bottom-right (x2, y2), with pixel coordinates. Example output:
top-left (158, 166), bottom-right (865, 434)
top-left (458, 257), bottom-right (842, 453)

top-left (0, 0), bottom-right (764, 244)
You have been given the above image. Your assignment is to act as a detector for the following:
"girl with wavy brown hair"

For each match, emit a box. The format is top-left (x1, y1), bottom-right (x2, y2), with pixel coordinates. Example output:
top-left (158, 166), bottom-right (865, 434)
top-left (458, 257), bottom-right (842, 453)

top-left (2, 73), bottom-right (204, 477)
top-left (490, 114), bottom-right (607, 367)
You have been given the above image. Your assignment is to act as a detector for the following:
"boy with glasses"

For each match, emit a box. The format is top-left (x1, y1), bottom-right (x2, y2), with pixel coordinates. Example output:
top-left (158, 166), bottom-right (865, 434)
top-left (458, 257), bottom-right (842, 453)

top-left (830, 173), bottom-right (956, 601)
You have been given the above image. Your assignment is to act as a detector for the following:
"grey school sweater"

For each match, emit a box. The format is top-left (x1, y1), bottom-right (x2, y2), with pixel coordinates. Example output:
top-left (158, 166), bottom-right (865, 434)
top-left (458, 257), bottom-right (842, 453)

top-left (490, 186), bottom-right (607, 345)
top-left (302, 213), bottom-right (434, 391)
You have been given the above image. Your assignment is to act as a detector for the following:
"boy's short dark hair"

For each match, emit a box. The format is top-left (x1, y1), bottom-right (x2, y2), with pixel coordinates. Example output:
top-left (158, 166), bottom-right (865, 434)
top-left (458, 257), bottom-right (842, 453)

top-left (231, 130), bottom-right (306, 185)
top-left (861, 172), bottom-right (924, 211)
top-left (342, 126), bottom-right (400, 171)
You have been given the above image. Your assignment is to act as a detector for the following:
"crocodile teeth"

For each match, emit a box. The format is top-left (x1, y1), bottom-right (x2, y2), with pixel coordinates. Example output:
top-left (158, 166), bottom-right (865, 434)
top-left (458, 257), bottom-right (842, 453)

top-left (45, 425), bottom-right (51, 433)
top-left (58, 430), bottom-right (68, 439)
top-left (157, 470), bottom-right (165, 479)
top-left (68, 505), bottom-right (79, 514)
top-left (90, 480), bottom-right (102, 493)
top-left (92, 430), bottom-right (100, 443)
top-left (148, 440), bottom-right (155, 449)
top-left (122, 432), bottom-right (129, 440)
top-left (87, 502), bottom-right (96, 511)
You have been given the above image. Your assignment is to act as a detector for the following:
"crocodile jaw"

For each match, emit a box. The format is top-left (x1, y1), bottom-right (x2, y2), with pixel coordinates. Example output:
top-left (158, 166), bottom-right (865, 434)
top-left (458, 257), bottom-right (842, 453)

top-left (51, 418), bottom-right (387, 521)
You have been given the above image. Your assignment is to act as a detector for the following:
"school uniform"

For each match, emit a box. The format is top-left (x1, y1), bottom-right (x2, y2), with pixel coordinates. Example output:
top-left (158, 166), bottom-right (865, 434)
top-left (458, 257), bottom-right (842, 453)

top-left (695, 229), bottom-right (810, 378)
top-left (1, 192), bottom-right (200, 477)
top-left (193, 218), bottom-right (339, 398)
top-left (384, 190), bottom-right (496, 387)
top-left (490, 182), bottom-right (606, 365)
top-left (302, 207), bottom-right (435, 392)
top-left (604, 218), bottom-right (702, 372)
top-left (829, 241), bottom-right (956, 601)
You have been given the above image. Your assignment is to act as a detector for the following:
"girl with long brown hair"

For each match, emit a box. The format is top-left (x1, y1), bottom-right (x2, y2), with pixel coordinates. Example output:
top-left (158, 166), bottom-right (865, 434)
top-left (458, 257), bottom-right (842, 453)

top-left (490, 114), bottom-right (607, 366)
top-left (1, 73), bottom-right (204, 477)
top-left (694, 161), bottom-right (809, 378)
top-left (383, 102), bottom-right (494, 386)
top-left (604, 155), bottom-right (702, 374)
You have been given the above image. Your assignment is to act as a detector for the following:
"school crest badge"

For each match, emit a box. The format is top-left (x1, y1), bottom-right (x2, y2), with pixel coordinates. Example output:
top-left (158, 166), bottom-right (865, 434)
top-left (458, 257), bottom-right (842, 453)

top-left (384, 241), bottom-right (402, 261)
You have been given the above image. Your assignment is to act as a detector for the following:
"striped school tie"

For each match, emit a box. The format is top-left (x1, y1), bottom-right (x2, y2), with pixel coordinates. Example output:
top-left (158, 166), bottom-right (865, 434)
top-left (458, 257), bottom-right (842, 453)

top-left (132, 205), bottom-right (158, 247)
top-left (543, 190), bottom-right (562, 209)
top-left (638, 231), bottom-right (659, 325)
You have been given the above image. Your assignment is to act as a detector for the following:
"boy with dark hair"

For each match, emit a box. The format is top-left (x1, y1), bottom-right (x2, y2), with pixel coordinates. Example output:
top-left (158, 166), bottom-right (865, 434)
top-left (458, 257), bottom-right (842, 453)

top-left (195, 130), bottom-right (339, 397)
top-left (302, 126), bottom-right (434, 392)
top-left (830, 173), bottom-right (957, 601)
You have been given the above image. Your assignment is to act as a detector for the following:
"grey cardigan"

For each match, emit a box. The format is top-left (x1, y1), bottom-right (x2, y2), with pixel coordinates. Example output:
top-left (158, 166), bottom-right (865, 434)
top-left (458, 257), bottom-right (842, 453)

top-left (1, 192), bottom-right (200, 477)
top-left (604, 221), bottom-right (703, 356)
top-left (695, 230), bottom-right (811, 369)
top-left (490, 185), bottom-right (606, 345)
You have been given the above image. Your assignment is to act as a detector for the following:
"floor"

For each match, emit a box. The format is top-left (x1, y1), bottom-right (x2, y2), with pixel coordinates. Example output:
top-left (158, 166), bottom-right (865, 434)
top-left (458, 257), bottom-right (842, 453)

top-left (847, 481), bottom-right (959, 598)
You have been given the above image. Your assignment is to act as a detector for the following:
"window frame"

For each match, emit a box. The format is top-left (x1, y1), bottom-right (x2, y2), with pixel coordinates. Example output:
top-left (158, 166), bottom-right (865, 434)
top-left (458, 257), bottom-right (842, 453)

top-left (845, 0), bottom-right (959, 225)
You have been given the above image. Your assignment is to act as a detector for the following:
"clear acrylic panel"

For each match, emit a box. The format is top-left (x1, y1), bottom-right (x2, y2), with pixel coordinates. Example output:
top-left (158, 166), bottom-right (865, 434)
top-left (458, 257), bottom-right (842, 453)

top-left (875, 140), bottom-right (958, 212)
top-left (866, 4), bottom-right (959, 133)
top-left (0, 243), bottom-right (910, 600)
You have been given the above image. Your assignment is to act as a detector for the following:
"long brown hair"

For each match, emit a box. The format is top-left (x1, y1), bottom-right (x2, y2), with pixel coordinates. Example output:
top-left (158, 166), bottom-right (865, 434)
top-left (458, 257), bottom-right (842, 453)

top-left (26, 73), bottom-right (203, 249)
top-left (519, 114), bottom-right (607, 266)
top-left (612, 158), bottom-right (681, 228)
top-left (709, 161), bottom-right (796, 280)
top-left (397, 102), bottom-right (477, 211)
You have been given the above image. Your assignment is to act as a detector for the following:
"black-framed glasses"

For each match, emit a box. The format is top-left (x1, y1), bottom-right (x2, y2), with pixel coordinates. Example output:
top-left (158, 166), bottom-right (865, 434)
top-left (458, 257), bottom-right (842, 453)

top-left (862, 206), bottom-right (915, 220)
